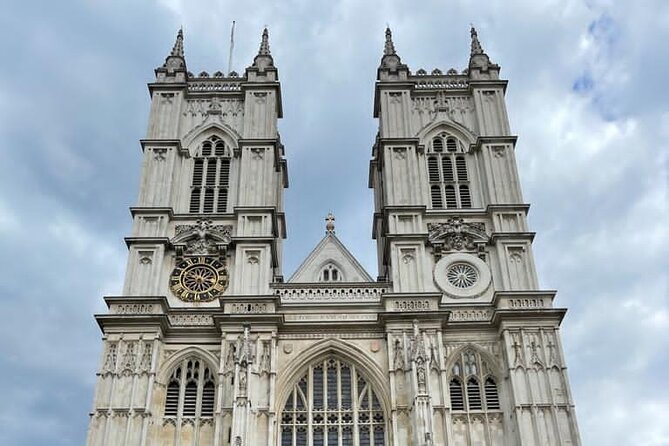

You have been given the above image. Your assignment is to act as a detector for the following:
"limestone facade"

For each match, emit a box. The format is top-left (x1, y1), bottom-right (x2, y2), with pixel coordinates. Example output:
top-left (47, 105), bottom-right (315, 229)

top-left (86, 27), bottom-right (581, 446)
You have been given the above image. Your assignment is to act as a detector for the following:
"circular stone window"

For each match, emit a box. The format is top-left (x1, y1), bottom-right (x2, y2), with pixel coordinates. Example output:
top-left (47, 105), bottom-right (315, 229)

top-left (434, 253), bottom-right (491, 298)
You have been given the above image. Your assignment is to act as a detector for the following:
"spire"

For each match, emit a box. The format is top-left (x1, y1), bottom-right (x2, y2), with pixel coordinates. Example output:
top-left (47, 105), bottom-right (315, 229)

top-left (468, 25), bottom-right (498, 77)
top-left (378, 27), bottom-right (407, 79)
top-left (258, 27), bottom-right (271, 56)
top-left (171, 27), bottom-right (184, 58)
top-left (384, 27), bottom-right (396, 56)
top-left (470, 25), bottom-right (484, 56)
top-left (250, 27), bottom-right (274, 71)
top-left (325, 212), bottom-right (336, 234)
top-left (156, 27), bottom-right (187, 78)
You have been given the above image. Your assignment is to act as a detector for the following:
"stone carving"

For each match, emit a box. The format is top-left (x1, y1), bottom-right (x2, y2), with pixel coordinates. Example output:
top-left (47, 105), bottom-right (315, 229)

top-left (139, 342), bottom-right (152, 372)
top-left (121, 342), bottom-right (137, 374)
top-left (173, 219), bottom-right (232, 256)
top-left (277, 286), bottom-right (385, 303)
top-left (113, 304), bottom-right (157, 315)
top-left (235, 327), bottom-right (255, 366)
top-left (187, 81), bottom-right (242, 92)
top-left (412, 94), bottom-right (475, 132)
top-left (509, 298), bottom-right (545, 309)
top-left (392, 299), bottom-right (431, 312)
top-left (428, 218), bottom-right (487, 255)
top-left (103, 343), bottom-right (118, 374)
top-left (224, 341), bottom-right (236, 374)
top-left (228, 302), bottom-right (269, 314)
top-left (168, 314), bottom-right (214, 326)
top-left (430, 344), bottom-right (440, 371)
top-left (449, 308), bottom-right (493, 322)
top-left (393, 338), bottom-right (405, 370)
top-left (511, 333), bottom-right (524, 367)
top-left (258, 341), bottom-right (271, 374)
top-left (527, 334), bottom-right (544, 369)
top-left (153, 148), bottom-right (167, 161)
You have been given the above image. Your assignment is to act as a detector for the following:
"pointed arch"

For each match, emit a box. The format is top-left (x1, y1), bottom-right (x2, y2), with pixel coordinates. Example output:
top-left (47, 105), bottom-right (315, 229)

top-left (418, 120), bottom-right (477, 149)
top-left (275, 338), bottom-right (390, 417)
top-left (443, 344), bottom-right (502, 378)
top-left (156, 346), bottom-right (219, 385)
top-left (181, 121), bottom-right (240, 156)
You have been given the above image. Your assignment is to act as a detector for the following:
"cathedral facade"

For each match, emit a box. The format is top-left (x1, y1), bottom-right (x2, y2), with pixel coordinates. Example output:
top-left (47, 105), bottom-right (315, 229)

top-left (86, 27), bottom-right (581, 446)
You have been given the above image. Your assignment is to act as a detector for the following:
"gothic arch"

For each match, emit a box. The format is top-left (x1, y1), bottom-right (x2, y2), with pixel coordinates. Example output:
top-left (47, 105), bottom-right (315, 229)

top-left (275, 338), bottom-right (391, 417)
top-left (156, 346), bottom-right (220, 385)
top-left (418, 120), bottom-right (477, 149)
top-left (181, 122), bottom-right (240, 156)
top-left (443, 344), bottom-right (503, 379)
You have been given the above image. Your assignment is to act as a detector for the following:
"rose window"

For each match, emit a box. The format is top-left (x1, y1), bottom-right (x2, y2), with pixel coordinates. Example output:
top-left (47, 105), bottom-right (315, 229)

top-left (446, 263), bottom-right (478, 288)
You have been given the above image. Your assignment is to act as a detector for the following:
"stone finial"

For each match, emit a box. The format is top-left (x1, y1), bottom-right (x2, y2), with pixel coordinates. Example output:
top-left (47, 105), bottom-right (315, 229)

top-left (171, 27), bottom-right (185, 58)
top-left (258, 27), bottom-right (271, 56)
top-left (384, 27), bottom-right (396, 56)
top-left (325, 212), bottom-right (336, 234)
top-left (251, 27), bottom-right (275, 70)
top-left (157, 27), bottom-right (187, 77)
top-left (470, 26), bottom-right (484, 56)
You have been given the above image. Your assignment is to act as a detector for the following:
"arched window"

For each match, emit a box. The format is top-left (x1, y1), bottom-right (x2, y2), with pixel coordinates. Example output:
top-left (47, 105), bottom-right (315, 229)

top-left (189, 136), bottom-right (231, 213)
top-left (319, 263), bottom-right (343, 282)
top-left (426, 134), bottom-right (473, 209)
top-left (449, 349), bottom-right (501, 413)
top-left (280, 358), bottom-right (386, 446)
top-left (163, 358), bottom-right (216, 419)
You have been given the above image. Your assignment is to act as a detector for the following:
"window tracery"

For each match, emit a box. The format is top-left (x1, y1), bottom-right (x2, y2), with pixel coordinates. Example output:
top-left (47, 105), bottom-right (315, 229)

top-left (449, 349), bottom-right (501, 413)
top-left (163, 357), bottom-right (216, 420)
top-left (280, 358), bottom-right (385, 446)
top-left (427, 134), bottom-right (473, 209)
top-left (319, 263), bottom-right (343, 282)
top-left (189, 136), bottom-right (231, 213)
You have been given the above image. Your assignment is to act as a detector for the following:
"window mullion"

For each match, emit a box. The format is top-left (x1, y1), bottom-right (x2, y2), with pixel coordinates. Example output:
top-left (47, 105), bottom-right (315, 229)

top-left (177, 361), bottom-right (186, 420)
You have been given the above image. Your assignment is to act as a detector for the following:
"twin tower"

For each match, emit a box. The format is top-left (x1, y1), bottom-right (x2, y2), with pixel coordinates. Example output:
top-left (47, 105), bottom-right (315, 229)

top-left (86, 27), bottom-right (581, 446)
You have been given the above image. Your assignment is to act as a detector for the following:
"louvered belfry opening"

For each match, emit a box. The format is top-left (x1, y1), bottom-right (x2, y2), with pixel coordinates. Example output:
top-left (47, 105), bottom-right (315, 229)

top-left (163, 357), bottom-right (216, 420)
top-left (280, 357), bottom-right (386, 446)
top-left (189, 136), bottom-right (231, 214)
top-left (449, 349), bottom-right (502, 414)
top-left (427, 134), bottom-right (472, 209)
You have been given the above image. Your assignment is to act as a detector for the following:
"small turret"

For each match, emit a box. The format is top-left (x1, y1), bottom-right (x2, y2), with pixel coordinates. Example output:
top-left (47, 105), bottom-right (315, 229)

top-left (468, 26), bottom-right (500, 80)
top-left (246, 27), bottom-right (277, 82)
top-left (155, 28), bottom-right (187, 82)
top-left (377, 27), bottom-right (409, 81)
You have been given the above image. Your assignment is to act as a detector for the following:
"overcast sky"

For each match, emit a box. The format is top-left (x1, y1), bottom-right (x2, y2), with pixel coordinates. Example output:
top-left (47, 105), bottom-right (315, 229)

top-left (0, 0), bottom-right (667, 445)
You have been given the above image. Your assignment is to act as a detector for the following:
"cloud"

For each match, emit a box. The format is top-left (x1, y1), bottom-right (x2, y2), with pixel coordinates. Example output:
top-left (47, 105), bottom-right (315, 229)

top-left (0, 0), bottom-right (667, 445)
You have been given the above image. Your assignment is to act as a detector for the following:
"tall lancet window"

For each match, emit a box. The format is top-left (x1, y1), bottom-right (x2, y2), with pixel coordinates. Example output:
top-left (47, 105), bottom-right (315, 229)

top-left (448, 349), bottom-right (501, 413)
top-left (164, 358), bottom-right (216, 420)
top-left (189, 136), bottom-right (231, 213)
top-left (280, 358), bottom-right (386, 446)
top-left (427, 134), bottom-right (473, 209)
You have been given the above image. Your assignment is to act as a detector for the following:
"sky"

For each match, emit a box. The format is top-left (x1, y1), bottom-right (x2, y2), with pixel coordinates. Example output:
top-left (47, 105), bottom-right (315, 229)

top-left (0, 0), bottom-right (667, 445)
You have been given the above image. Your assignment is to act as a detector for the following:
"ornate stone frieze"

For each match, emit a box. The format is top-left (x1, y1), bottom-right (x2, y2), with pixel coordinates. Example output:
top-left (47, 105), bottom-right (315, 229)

top-left (428, 217), bottom-right (488, 256)
top-left (412, 94), bottom-right (476, 132)
top-left (226, 302), bottom-right (270, 314)
top-left (168, 314), bottom-right (214, 326)
top-left (449, 308), bottom-right (493, 322)
top-left (389, 299), bottom-right (433, 312)
top-left (276, 286), bottom-right (385, 303)
top-left (111, 303), bottom-right (159, 315)
top-left (284, 313), bottom-right (377, 322)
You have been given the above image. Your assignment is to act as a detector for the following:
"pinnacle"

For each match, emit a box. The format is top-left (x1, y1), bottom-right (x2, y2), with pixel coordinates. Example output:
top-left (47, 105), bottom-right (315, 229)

top-left (258, 27), bottom-right (271, 56)
top-left (384, 27), bottom-right (396, 56)
top-left (470, 25), bottom-right (484, 56)
top-left (170, 27), bottom-right (185, 58)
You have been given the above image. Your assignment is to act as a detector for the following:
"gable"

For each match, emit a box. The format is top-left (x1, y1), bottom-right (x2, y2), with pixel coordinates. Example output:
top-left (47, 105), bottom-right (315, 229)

top-left (288, 234), bottom-right (373, 283)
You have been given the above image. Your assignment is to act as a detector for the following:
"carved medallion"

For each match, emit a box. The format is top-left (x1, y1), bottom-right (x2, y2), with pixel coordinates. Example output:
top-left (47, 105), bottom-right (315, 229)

top-left (170, 256), bottom-right (228, 302)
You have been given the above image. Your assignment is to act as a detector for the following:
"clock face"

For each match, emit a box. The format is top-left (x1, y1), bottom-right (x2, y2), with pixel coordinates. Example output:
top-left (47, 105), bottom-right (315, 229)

top-left (170, 256), bottom-right (228, 302)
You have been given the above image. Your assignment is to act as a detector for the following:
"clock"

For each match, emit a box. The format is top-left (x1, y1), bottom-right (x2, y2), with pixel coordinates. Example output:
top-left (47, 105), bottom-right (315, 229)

top-left (170, 256), bottom-right (228, 302)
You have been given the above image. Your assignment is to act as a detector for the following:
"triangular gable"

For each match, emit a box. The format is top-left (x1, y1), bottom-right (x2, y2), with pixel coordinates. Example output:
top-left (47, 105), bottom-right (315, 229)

top-left (288, 233), bottom-right (373, 283)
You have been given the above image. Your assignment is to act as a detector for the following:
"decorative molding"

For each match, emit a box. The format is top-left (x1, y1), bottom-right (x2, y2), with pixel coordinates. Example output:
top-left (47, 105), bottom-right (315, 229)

top-left (276, 286), bottom-right (385, 304)
top-left (449, 308), bottom-right (493, 322)
top-left (168, 314), bottom-right (214, 326)
top-left (173, 219), bottom-right (232, 256)
top-left (111, 303), bottom-right (159, 315)
top-left (284, 313), bottom-right (377, 322)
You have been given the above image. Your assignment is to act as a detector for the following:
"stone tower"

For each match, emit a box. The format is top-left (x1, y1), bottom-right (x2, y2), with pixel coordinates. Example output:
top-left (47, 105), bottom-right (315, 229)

top-left (86, 27), bottom-right (581, 446)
